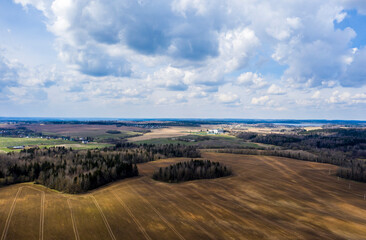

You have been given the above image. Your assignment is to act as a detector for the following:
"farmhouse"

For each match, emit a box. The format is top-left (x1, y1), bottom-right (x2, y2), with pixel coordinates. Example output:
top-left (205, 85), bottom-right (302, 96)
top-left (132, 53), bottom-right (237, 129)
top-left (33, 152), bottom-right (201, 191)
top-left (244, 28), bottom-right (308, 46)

top-left (207, 129), bottom-right (224, 134)
top-left (8, 146), bottom-right (25, 149)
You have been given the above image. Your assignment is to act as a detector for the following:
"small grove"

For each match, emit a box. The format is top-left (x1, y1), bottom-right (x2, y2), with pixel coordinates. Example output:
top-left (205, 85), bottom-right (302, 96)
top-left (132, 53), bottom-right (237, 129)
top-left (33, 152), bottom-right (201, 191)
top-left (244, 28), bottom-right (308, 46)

top-left (152, 159), bottom-right (232, 183)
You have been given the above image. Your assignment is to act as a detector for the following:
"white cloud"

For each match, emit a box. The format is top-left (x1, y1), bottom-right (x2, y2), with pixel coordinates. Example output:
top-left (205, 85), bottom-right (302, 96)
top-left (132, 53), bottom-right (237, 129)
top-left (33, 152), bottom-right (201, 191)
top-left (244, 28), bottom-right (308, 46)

top-left (6, 0), bottom-right (366, 118)
top-left (218, 27), bottom-right (260, 72)
top-left (14, 0), bottom-right (366, 89)
top-left (150, 66), bottom-right (188, 91)
top-left (217, 92), bottom-right (240, 104)
top-left (251, 95), bottom-right (269, 105)
top-left (327, 90), bottom-right (351, 104)
top-left (237, 72), bottom-right (267, 88)
top-left (267, 84), bottom-right (286, 95)
top-left (155, 93), bottom-right (188, 105)
top-left (312, 91), bottom-right (321, 99)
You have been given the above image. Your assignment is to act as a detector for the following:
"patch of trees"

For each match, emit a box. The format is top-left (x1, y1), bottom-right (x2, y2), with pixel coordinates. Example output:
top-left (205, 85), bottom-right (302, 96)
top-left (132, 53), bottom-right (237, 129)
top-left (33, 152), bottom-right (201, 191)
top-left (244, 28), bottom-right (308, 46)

top-left (0, 127), bottom-right (41, 137)
top-left (337, 160), bottom-right (366, 183)
top-left (152, 159), bottom-right (232, 183)
top-left (106, 130), bottom-right (122, 134)
top-left (0, 143), bottom-right (201, 193)
top-left (0, 147), bottom-right (138, 193)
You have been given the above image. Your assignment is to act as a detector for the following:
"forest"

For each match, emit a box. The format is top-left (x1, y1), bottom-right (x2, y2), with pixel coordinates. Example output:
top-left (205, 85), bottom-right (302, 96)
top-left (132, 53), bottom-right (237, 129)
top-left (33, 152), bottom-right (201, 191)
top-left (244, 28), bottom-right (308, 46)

top-left (152, 159), bottom-right (232, 183)
top-left (0, 143), bottom-right (200, 193)
top-left (235, 128), bottom-right (366, 182)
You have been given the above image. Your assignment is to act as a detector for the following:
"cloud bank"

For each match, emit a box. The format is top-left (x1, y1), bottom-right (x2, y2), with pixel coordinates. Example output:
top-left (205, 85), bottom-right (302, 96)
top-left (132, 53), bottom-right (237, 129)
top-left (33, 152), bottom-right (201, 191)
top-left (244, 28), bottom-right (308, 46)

top-left (0, 0), bottom-right (365, 118)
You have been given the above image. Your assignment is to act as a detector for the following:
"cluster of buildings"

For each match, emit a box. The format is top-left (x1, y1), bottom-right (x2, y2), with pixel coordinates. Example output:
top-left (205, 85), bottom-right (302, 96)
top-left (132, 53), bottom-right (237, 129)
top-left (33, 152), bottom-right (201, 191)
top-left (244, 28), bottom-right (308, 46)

top-left (207, 129), bottom-right (224, 134)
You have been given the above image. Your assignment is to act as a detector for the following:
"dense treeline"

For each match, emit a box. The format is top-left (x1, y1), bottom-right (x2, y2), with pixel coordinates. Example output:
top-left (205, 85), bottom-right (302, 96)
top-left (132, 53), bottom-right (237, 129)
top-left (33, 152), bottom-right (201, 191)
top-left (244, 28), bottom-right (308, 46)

top-left (235, 129), bottom-right (366, 182)
top-left (337, 160), bottom-right (366, 182)
top-left (0, 143), bottom-right (201, 193)
top-left (152, 159), bottom-right (232, 183)
top-left (0, 127), bottom-right (41, 137)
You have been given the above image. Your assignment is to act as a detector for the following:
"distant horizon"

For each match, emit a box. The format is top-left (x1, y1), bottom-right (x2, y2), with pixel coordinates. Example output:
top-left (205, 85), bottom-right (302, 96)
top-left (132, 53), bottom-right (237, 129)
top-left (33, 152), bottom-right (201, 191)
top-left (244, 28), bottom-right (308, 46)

top-left (1, 116), bottom-right (366, 123)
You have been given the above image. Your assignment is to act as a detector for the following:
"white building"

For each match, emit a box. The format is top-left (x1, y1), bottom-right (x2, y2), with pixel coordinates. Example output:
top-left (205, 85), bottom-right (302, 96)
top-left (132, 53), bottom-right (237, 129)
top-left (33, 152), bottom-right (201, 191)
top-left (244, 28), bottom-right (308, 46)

top-left (207, 129), bottom-right (224, 134)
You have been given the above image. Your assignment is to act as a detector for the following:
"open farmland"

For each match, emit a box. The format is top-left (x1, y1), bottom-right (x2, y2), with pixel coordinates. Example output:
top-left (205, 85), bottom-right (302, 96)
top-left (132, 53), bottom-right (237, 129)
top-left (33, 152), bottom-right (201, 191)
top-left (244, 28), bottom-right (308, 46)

top-left (128, 127), bottom-right (201, 142)
top-left (0, 137), bottom-right (74, 153)
top-left (19, 124), bottom-right (144, 141)
top-left (0, 137), bottom-right (112, 153)
top-left (135, 134), bottom-right (262, 149)
top-left (0, 153), bottom-right (366, 239)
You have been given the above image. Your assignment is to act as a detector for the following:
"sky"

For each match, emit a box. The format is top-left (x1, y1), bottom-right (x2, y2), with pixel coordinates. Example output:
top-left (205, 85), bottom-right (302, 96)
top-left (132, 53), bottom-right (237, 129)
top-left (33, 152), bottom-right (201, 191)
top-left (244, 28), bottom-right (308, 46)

top-left (0, 0), bottom-right (366, 119)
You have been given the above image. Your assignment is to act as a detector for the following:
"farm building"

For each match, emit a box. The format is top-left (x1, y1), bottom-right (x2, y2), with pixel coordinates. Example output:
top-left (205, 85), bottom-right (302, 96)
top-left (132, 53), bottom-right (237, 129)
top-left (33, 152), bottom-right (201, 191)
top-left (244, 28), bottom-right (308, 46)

top-left (8, 146), bottom-right (25, 149)
top-left (207, 129), bottom-right (224, 134)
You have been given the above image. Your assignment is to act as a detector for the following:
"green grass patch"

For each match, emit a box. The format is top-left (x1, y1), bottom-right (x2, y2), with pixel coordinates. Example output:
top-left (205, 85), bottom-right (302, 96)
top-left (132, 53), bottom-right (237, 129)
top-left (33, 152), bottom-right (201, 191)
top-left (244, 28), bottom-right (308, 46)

top-left (0, 137), bottom-right (113, 153)
top-left (0, 137), bottom-right (73, 148)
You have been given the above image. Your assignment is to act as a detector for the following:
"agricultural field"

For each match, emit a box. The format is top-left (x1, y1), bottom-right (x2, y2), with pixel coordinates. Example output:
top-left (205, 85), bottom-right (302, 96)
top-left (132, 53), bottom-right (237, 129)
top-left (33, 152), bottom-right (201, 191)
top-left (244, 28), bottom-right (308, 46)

top-left (0, 137), bottom-right (73, 153)
top-left (135, 134), bottom-right (262, 149)
top-left (18, 124), bottom-right (144, 142)
top-left (22, 124), bottom-right (145, 136)
top-left (0, 153), bottom-right (365, 239)
top-left (0, 137), bottom-right (112, 153)
top-left (128, 127), bottom-right (201, 142)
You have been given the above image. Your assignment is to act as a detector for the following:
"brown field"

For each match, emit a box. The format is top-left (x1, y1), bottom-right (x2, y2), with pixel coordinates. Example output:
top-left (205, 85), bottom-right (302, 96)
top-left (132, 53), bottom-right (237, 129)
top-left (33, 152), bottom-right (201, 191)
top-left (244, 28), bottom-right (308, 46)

top-left (0, 124), bottom-right (17, 129)
top-left (128, 127), bottom-right (201, 142)
top-left (1, 153), bottom-right (366, 240)
top-left (19, 124), bottom-right (145, 137)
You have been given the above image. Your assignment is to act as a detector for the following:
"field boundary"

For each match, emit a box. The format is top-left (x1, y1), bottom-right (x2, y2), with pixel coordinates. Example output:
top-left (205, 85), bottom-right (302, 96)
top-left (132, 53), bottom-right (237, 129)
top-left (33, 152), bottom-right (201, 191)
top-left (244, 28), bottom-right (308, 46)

top-left (111, 191), bottom-right (152, 240)
top-left (140, 179), bottom-right (217, 240)
top-left (90, 195), bottom-right (116, 240)
top-left (127, 184), bottom-right (186, 240)
top-left (24, 186), bottom-right (45, 240)
top-left (1, 187), bottom-right (23, 240)
top-left (67, 199), bottom-right (80, 240)
top-left (39, 191), bottom-right (44, 240)
top-left (207, 180), bottom-right (299, 238)
top-left (151, 179), bottom-right (243, 238)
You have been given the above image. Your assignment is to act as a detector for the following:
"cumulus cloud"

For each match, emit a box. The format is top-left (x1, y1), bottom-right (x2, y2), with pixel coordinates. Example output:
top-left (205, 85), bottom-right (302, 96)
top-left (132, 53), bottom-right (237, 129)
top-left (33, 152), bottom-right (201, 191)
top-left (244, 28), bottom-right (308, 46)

top-left (217, 92), bottom-right (240, 105)
top-left (327, 90), bottom-right (366, 104)
top-left (0, 52), bottom-right (57, 102)
top-left (155, 93), bottom-right (188, 105)
top-left (7, 0), bottom-right (366, 117)
top-left (0, 54), bottom-right (20, 88)
top-left (251, 95), bottom-right (270, 105)
top-left (237, 72), bottom-right (267, 88)
top-left (218, 27), bottom-right (260, 72)
top-left (342, 47), bottom-right (366, 87)
top-left (14, 0), bottom-right (366, 87)
top-left (149, 66), bottom-right (188, 91)
top-left (267, 84), bottom-right (286, 95)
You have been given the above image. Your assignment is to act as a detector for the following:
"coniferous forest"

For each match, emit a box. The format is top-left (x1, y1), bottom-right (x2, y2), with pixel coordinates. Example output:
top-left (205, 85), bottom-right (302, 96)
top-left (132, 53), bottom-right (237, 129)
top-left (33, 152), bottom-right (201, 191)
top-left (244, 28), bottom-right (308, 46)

top-left (0, 143), bottom-right (200, 193)
top-left (152, 159), bottom-right (232, 183)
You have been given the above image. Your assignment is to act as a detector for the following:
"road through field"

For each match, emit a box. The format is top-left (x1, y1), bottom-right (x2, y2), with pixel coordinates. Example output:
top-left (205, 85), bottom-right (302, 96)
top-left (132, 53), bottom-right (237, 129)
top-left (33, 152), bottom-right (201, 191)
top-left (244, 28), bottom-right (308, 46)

top-left (0, 153), bottom-right (366, 239)
top-left (0, 187), bottom-right (22, 240)
top-left (67, 199), bottom-right (80, 240)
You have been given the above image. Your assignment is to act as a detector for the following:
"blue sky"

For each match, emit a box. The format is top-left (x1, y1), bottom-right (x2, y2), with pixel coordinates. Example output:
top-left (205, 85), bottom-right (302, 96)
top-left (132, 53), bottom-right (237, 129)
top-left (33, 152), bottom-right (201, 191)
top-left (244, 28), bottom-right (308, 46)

top-left (1, 0), bottom-right (366, 119)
